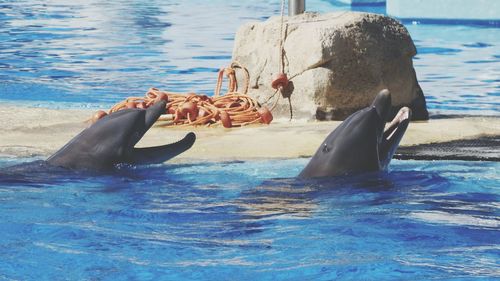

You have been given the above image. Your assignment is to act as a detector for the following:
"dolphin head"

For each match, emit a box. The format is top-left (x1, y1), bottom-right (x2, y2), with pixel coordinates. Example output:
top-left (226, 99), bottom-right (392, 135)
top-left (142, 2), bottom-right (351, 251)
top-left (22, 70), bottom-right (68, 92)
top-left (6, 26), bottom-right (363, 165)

top-left (299, 89), bottom-right (411, 178)
top-left (47, 101), bottom-right (196, 171)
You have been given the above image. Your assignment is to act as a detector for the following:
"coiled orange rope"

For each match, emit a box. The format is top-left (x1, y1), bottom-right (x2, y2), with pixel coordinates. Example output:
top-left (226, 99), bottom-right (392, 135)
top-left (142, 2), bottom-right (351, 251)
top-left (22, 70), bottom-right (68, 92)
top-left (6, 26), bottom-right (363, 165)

top-left (94, 62), bottom-right (273, 128)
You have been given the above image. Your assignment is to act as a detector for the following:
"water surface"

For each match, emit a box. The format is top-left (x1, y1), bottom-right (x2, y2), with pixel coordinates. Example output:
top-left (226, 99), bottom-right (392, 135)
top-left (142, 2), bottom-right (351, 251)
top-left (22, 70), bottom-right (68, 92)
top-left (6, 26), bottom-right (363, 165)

top-left (0, 2), bottom-right (499, 279)
top-left (0, 159), bottom-right (499, 280)
top-left (0, 1), bottom-right (498, 115)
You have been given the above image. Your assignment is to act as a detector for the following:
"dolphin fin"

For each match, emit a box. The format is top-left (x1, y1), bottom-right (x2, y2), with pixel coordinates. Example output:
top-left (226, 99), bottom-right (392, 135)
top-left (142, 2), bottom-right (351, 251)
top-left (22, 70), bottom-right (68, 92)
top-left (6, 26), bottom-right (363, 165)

top-left (126, 132), bottom-right (196, 165)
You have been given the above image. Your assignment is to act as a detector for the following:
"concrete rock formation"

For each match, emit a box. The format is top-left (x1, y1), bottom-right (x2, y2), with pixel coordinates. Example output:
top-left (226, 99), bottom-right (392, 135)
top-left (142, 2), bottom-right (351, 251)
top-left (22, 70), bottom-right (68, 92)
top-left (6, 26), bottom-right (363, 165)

top-left (232, 12), bottom-right (429, 120)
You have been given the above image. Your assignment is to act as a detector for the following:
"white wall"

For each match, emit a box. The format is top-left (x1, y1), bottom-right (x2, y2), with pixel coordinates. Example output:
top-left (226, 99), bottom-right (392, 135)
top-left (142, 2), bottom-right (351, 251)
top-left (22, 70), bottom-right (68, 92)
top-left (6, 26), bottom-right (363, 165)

top-left (338, 0), bottom-right (386, 5)
top-left (387, 0), bottom-right (500, 20)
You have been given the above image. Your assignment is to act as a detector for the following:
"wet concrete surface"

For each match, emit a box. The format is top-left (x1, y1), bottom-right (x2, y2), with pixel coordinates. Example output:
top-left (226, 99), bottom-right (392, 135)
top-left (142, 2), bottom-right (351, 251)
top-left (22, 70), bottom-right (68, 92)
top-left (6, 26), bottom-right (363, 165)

top-left (396, 135), bottom-right (500, 161)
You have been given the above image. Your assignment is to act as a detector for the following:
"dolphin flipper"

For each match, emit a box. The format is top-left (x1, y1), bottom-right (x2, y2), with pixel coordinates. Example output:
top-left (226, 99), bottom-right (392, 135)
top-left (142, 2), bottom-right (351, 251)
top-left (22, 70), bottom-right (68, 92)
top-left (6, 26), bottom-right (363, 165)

top-left (126, 132), bottom-right (196, 165)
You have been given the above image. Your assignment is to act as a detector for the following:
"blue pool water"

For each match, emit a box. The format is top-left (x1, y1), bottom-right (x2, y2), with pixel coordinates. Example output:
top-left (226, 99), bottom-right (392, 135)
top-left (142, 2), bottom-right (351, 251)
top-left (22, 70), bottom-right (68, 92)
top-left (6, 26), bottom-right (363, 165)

top-left (0, 158), bottom-right (499, 280)
top-left (0, 1), bottom-right (499, 280)
top-left (0, 0), bottom-right (499, 115)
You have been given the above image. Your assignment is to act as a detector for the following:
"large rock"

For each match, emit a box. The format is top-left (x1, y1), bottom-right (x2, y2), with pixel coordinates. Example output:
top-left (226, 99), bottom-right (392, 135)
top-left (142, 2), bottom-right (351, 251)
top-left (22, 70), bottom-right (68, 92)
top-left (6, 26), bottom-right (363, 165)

top-left (232, 12), bottom-right (429, 120)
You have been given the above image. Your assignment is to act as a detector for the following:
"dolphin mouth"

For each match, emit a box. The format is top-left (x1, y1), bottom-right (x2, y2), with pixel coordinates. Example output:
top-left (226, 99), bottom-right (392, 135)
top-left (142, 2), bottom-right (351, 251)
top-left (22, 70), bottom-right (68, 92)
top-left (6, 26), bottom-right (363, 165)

top-left (379, 106), bottom-right (412, 168)
top-left (127, 132), bottom-right (196, 165)
top-left (383, 107), bottom-right (411, 142)
top-left (124, 101), bottom-right (196, 165)
top-left (126, 101), bottom-right (167, 149)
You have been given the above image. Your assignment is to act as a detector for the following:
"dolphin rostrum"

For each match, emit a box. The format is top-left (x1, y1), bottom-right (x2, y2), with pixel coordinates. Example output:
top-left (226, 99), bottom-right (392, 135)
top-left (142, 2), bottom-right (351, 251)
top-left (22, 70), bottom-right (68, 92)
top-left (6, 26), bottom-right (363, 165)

top-left (47, 100), bottom-right (196, 171)
top-left (299, 89), bottom-right (411, 178)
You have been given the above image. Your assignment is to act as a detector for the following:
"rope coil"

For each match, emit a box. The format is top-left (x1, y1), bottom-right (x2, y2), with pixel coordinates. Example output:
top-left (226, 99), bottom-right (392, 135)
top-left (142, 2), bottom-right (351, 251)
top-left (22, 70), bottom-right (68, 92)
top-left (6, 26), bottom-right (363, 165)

top-left (91, 2), bottom-right (293, 126)
top-left (99, 62), bottom-right (273, 128)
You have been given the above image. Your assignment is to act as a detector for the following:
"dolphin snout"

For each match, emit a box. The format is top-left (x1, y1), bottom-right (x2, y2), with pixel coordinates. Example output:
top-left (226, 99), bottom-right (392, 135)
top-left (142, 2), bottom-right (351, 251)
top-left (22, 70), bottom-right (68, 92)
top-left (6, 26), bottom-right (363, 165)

top-left (148, 100), bottom-right (167, 113)
top-left (145, 100), bottom-right (167, 128)
top-left (371, 89), bottom-right (391, 122)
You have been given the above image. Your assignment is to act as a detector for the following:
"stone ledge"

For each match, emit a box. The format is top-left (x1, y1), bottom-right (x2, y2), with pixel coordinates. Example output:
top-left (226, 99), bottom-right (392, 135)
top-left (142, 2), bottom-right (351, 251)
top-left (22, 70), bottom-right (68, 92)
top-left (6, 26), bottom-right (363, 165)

top-left (1, 105), bottom-right (498, 162)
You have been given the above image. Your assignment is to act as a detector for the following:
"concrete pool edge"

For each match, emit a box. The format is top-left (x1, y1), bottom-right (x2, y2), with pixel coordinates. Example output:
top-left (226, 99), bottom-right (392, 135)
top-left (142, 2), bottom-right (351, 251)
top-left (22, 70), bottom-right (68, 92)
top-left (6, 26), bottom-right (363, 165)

top-left (396, 135), bottom-right (500, 162)
top-left (0, 105), bottom-right (499, 161)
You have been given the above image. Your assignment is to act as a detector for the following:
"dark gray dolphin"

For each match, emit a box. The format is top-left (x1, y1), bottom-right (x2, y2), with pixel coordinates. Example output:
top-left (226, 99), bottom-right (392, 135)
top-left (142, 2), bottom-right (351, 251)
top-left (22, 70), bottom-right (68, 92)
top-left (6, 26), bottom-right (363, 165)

top-left (299, 89), bottom-right (411, 178)
top-left (47, 100), bottom-right (196, 171)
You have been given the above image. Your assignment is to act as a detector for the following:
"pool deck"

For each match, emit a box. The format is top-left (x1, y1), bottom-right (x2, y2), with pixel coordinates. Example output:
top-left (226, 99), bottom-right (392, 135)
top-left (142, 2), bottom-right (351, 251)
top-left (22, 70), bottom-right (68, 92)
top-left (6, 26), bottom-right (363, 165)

top-left (1, 105), bottom-right (499, 162)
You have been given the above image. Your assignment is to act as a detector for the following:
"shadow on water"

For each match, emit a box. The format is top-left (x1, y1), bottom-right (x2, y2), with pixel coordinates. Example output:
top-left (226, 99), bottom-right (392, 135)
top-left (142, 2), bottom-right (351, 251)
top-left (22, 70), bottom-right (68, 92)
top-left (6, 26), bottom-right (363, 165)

top-left (0, 159), bottom-right (481, 213)
top-left (233, 166), bottom-right (498, 236)
top-left (235, 170), bottom-right (447, 218)
top-left (2, 159), bottom-right (497, 233)
top-left (0, 160), bottom-right (193, 190)
top-left (0, 159), bottom-right (453, 224)
top-left (0, 160), bottom-right (83, 187)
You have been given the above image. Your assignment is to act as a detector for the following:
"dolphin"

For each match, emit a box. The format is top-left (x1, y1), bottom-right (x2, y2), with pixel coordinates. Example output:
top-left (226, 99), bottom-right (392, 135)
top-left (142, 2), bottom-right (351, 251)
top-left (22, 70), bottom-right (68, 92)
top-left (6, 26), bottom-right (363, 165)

top-left (299, 89), bottom-right (411, 178)
top-left (46, 100), bottom-right (196, 171)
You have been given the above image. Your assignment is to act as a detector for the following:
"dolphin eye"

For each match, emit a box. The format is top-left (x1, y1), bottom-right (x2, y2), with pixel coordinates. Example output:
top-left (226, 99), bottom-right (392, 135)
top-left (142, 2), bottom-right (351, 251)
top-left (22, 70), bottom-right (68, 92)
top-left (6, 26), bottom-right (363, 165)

top-left (322, 143), bottom-right (331, 153)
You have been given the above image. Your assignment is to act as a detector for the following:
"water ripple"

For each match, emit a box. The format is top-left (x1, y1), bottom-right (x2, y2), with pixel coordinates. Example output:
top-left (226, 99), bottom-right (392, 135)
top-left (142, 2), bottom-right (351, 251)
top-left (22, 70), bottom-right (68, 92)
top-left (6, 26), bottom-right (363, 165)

top-left (0, 159), bottom-right (499, 279)
top-left (0, 1), bottom-right (498, 115)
